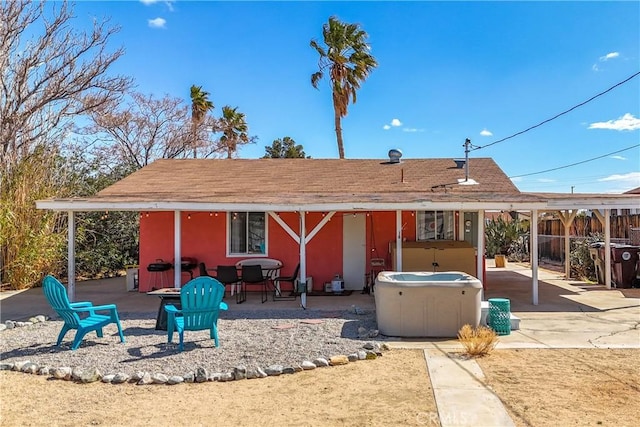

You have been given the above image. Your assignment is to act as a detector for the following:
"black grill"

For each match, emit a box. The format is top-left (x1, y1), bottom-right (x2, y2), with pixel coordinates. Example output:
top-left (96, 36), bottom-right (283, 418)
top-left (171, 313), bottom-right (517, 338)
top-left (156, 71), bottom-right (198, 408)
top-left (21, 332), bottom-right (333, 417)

top-left (147, 260), bottom-right (172, 272)
top-left (179, 257), bottom-right (198, 272)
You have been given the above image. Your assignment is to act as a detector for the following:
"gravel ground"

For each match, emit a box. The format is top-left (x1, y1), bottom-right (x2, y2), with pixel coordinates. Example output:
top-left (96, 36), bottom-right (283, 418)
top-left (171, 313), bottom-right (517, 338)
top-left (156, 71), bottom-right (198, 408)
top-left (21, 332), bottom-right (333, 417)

top-left (0, 309), bottom-right (380, 377)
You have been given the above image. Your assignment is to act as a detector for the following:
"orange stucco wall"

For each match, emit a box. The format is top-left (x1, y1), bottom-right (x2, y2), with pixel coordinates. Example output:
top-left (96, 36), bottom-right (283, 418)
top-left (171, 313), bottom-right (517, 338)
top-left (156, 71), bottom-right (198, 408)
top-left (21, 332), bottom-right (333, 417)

top-left (139, 211), bottom-right (227, 292)
top-left (269, 212), bottom-right (343, 291)
top-left (365, 211), bottom-right (417, 270)
top-left (138, 210), bottom-right (466, 293)
top-left (139, 211), bottom-right (346, 293)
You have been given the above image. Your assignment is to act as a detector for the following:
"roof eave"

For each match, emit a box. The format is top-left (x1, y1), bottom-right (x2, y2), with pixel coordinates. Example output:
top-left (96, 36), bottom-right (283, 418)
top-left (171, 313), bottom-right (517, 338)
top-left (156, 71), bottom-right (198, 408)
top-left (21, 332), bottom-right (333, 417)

top-left (36, 199), bottom-right (549, 212)
top-left (544, 199), bottom-right (640, 210)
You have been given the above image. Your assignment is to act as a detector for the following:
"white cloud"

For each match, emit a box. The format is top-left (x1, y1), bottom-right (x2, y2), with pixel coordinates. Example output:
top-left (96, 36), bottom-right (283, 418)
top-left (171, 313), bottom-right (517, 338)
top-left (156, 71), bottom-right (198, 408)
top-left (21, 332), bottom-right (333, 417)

top-left (402, 128), bottom-right (424, 133)
top-left (588, 113), bottom-right (640, 131)
top-left (141, 1), bottom-right (174, 11)
top-left (537, 178), bottom-right (556, 183)
top-left (610, 155), bottom-right (626, 160)
top-left (383, 118), bottom-right (404, 130)
top-left (480, 129), bottom-right (493, 137)
top-left (148, 17), bottom-right (166, 28)
top-left (510, 177), bottom-right (523, 183)
top-left (598, 171), bottom-right (640, 184)
top-left (599, 52), bottom-right (619, 61)
top-left (593, 52), bottom-right (620, 71)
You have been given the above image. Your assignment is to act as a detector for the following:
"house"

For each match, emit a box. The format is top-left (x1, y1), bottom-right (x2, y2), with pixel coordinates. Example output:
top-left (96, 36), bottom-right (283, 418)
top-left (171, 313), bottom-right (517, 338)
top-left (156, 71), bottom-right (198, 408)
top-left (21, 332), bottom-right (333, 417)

top-left (36, 154), bottom-right (640, 306)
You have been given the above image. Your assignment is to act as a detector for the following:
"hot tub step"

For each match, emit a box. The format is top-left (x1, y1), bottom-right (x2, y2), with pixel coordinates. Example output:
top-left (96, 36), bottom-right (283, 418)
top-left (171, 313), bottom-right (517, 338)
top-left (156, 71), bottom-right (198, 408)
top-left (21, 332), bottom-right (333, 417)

top-left (510, 314), bottom-right (520, 330)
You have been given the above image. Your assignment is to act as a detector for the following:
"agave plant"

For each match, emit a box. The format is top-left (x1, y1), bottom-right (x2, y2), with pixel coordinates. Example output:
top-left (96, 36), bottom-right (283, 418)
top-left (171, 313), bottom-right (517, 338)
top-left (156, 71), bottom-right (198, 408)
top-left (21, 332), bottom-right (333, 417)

top-left (485, 215), bottom-right (529, 260)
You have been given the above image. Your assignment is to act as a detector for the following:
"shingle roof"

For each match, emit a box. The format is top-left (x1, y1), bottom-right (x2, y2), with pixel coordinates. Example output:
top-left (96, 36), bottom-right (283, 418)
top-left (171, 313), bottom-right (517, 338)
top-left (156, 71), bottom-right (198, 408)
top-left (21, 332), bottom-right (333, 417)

top-left (625, 187), bottom-right (640, 195)
top-left (37, 158), bottom-right (640, 211)
top-left (91, 157), bottom-right (535, 205)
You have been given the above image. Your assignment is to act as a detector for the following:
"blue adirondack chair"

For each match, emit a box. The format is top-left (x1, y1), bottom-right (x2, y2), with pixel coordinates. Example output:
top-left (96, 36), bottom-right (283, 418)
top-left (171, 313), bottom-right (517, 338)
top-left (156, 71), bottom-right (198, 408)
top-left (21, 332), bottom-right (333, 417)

top-left (42, 275), bottom-right (125, 350)
top-left (165, 276), bottom-right (228, 351)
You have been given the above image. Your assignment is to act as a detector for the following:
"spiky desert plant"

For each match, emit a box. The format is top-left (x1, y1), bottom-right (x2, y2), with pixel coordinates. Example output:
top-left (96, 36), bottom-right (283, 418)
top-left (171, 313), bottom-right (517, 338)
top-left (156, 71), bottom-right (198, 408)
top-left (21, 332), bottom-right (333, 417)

top-left (457, 324), bottom-right (498, 357)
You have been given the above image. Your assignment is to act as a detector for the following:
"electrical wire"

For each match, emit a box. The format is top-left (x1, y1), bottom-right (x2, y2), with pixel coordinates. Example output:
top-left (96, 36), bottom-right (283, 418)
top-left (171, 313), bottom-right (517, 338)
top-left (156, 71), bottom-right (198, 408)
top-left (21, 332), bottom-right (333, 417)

top-left (508, 144), bottom-right (640, 178)
top-left (472, 71), bottom-right (640, 151)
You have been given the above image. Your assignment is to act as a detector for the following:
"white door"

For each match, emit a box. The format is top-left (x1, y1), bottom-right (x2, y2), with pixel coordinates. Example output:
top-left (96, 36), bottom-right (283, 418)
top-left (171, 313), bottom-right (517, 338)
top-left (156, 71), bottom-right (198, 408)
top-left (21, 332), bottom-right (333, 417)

top-left (343, 214), bottom-right (366, 290)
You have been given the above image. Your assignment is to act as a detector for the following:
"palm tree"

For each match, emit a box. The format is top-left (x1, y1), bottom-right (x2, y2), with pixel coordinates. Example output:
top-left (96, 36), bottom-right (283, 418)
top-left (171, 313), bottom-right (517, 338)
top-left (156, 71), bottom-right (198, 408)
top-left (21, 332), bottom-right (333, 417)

top-left (190, 85), bottom-right (214, 158)
top-left (217, 106), bottom-right (254, 159)
top-left (310, 16), bottom-right (377, 159)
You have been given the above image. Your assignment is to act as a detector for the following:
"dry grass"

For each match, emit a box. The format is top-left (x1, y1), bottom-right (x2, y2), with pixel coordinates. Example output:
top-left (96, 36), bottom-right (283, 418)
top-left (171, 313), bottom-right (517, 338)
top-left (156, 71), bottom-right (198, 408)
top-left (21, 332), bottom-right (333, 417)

top-left (457, 324), bottom-right (498, 356)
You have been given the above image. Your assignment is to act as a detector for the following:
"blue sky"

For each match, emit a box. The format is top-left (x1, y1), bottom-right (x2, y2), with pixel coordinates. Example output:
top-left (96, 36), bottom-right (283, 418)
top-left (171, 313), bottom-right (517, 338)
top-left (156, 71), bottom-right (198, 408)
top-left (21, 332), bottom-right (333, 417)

top-left (72, 1), bottom-right (639, 194)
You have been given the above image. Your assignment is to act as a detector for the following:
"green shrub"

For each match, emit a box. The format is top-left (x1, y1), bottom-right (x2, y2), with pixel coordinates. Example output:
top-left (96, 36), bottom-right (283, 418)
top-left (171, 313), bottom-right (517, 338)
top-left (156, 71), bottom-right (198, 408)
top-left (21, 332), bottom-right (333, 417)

top-left (570, 233), bottom-right (601, 282)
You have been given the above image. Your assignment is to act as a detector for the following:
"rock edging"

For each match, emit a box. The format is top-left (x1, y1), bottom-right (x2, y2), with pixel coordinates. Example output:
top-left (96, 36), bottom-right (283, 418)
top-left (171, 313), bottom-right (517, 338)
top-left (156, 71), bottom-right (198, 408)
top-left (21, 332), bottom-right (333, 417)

top-left (0, 315), bottom-right (47, 332)
top-left (0, 341), bottom-right (389, 386)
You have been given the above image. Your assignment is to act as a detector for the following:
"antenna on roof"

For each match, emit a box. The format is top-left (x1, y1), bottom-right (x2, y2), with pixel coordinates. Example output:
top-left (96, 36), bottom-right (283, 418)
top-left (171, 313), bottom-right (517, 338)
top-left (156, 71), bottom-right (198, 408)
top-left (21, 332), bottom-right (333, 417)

top-left (463, 138), bottom-right (470, 181)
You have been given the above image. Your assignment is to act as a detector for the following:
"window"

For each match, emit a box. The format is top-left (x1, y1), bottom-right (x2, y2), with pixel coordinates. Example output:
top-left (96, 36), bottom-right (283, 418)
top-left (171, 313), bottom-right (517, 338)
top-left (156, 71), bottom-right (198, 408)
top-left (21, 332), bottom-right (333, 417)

top-left (417, 211), bottom-right (455, 240)
top-left (229, 212), bottom-right (266, 255)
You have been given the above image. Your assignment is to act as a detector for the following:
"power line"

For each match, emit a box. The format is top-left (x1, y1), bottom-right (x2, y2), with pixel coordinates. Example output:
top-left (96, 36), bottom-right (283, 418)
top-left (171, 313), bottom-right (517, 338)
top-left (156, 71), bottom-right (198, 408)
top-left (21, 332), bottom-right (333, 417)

top-left (508, 144), bottom-right (640, 178)
top-left (473, 71), bottom-right (640, 151)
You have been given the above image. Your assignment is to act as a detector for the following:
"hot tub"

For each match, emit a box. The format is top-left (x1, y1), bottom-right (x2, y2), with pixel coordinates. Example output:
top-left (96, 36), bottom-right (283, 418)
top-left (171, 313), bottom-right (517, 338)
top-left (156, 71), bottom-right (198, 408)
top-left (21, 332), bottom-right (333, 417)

top-left (374, 271), bottom-right (482, 337)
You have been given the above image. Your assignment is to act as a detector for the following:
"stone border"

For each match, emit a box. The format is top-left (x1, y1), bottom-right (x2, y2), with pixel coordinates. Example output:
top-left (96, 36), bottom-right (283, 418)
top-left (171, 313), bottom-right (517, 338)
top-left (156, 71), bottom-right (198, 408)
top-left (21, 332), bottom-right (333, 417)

top-left (0, 315), bottom-right (47, 331)
top-left (0, 344), bottom-right (388, 385)
top-left (1, 316), bottom-right (388, 385)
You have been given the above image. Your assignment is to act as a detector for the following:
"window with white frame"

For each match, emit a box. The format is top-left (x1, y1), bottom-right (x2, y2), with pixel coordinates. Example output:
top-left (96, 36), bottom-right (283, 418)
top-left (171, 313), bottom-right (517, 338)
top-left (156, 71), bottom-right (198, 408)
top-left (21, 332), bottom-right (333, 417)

top-left (417, 211), bottom-right (455, 240)
top-left (229, 212), bottom-right (266, 255)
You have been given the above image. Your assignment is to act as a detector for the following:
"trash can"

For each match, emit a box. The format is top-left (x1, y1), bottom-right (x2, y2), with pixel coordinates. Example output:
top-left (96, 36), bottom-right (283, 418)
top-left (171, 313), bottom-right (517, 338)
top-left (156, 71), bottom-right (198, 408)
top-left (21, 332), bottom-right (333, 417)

top-left (610, 245), bottom-right (640, 288)
top-left (487, 298), bottom-right (511, 335)
top-left (126, 266), bottom-right (139, 292)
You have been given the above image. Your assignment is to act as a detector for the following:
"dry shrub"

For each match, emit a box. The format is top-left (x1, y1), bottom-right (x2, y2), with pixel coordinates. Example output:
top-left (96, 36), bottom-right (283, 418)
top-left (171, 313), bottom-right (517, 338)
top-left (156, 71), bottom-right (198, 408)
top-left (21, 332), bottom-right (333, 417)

top-left (457, 324), bottom-right (498, 357)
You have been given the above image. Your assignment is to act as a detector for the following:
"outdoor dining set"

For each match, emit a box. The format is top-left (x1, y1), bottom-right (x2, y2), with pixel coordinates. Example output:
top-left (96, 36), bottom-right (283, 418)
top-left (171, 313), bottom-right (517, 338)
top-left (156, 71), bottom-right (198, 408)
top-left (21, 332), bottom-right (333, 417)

top-left (146, 257), bottom-right (302, 328)
top-left (40, 257), bottom-right (303, 352)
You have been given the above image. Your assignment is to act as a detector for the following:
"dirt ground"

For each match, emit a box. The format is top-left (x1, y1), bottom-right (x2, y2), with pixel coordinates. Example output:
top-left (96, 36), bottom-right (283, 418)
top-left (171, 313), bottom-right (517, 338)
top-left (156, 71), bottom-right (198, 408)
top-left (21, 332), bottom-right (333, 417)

top-left (1, 348), bottom-right (639, 427)
top-left (0, 349), bottom-right (437, 427)
top-left (476, 348), bottom-right (640, 427)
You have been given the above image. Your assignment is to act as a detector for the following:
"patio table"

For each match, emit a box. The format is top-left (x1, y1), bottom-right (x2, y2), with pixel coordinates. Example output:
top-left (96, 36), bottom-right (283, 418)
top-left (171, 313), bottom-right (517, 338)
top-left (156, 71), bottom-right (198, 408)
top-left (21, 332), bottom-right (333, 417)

top-left (147, 288), bottom-right (181, 330)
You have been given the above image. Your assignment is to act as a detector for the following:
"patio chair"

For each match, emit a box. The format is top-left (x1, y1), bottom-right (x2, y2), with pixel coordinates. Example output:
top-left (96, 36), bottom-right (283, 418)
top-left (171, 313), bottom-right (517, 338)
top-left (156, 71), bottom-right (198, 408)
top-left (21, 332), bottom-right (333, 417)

top-left (164, 276), bottom-right (228, 351)
top-left (42, 275), bottom-right (125, 350)
top-left (241, 264), bottom-right (269, 303)
top-left (216, 265), bottom-right (244, 304)
top-left (271, 263), bottom-right (300, 301)
top-left (198, 262), bottom-right (212, 277)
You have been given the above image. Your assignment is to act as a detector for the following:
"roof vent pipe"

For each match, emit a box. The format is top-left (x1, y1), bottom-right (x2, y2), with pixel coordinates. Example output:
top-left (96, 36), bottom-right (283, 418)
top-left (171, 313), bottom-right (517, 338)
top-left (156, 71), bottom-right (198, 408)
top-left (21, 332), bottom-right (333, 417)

top-left (388, 148), bottom-right (403, 163)
top-left (463, 138), bottom-right (470, 181)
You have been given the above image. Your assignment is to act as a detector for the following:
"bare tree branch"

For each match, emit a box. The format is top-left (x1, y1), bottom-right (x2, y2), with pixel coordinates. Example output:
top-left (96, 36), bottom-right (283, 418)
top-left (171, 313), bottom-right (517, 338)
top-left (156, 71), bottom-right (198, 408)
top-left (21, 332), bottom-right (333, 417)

top-left (0, 0), bottom-right (132, 171)
top-left (81, 92), bottom-right (224, 169)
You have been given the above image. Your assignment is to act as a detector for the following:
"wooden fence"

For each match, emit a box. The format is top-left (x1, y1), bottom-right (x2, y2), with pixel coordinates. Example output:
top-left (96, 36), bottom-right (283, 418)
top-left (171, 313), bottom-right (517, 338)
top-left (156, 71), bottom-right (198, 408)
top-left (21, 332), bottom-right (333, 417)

top-left (537, 214), bottom-right (640, 261)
